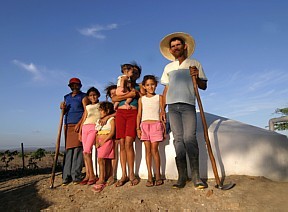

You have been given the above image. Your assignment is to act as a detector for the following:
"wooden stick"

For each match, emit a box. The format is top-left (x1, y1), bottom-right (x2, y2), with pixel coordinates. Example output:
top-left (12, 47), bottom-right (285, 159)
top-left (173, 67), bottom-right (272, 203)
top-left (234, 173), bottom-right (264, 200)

top-left (50, 109), bottom-right (65, 188)
top-left (190, 69), bottom-right (221, 186)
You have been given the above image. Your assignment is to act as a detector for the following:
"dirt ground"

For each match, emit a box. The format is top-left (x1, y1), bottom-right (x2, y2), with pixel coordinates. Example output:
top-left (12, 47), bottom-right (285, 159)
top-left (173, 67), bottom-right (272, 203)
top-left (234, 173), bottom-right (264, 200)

top-left (1, 156), bottom-right (288, 211)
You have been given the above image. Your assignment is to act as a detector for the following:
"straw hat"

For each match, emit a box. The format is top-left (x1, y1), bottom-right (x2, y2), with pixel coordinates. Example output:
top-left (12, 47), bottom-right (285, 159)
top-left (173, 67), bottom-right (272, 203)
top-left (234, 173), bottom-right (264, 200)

top-left (160, 32), bottom-right (195, 61)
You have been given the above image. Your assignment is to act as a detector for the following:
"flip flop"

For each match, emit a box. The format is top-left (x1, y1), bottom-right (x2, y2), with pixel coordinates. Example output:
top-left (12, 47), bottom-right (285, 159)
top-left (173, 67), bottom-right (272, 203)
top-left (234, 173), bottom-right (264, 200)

top-left (92, 183), bottom-right (106, 193)
top-left (80, 179), bottom-right (89, 185)
top-left (115, 177), bottom-right (129, 187)
top-left (107, 177), bottom-right (117, 186)
top-left (146, 180), bottom-right (154, 187)
top-left (87, 178), bottom-right (98, 185)
top-left (130, 178), bottom-right (140, 186)
top-left (155, 179), bottom-right (164, 186)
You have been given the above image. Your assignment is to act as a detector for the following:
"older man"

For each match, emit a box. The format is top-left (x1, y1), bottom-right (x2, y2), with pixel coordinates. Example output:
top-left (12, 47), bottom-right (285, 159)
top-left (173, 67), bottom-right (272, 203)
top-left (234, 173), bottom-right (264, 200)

top-left (160, 32), bottom-right (207, 189)
top-left (60, 78), bottom-right (87, 185)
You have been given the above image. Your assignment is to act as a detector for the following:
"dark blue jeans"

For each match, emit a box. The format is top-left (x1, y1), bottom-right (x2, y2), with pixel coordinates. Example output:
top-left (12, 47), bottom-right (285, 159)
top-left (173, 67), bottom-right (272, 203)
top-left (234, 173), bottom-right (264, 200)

top-left (168, 103), bottom-right (199, 160)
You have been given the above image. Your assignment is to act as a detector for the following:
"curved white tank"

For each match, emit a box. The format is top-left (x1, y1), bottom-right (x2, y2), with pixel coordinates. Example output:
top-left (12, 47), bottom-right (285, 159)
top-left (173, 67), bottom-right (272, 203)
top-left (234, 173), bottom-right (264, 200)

top-left (93, 112), bottom-right (288, 182)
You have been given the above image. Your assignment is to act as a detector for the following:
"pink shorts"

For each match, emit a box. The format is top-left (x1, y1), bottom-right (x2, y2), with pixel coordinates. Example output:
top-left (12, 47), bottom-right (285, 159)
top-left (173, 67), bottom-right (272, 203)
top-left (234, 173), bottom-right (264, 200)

top-left (116, 109), bottom-right (137, 139)
top-left (140, 122), bottom-right (163, 142)
top-left (97, 139), bottom-right (114, 159)
top-left (82, 124), bottom-right (96, 153)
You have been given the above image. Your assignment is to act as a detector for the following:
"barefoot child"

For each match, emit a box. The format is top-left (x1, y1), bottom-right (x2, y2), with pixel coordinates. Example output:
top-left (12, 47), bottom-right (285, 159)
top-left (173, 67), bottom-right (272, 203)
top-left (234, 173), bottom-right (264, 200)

top-left (93, 101), bottom-right (116, 192)
top-left (136, 75), bottom-right (166, 187)
top-left (79, 87), bottom-right (101, 185)
top-left (115, 64), bottom-right (135, 109)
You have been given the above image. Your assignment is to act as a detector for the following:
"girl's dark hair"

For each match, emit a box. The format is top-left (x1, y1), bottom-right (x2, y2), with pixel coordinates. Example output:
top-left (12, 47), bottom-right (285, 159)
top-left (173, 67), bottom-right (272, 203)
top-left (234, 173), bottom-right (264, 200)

top-left (142, 75), bottom-right (158, 86)
top-left (104, 83), bottom-right (117, 100)
top-left (99, 101), bottom-right (115, 115)
top-left (120, 64), bottom-right (133, 73)
top-left (131, 61), bottom-right (142, 76)
top-left (87, 87), bottom-right (101, 97)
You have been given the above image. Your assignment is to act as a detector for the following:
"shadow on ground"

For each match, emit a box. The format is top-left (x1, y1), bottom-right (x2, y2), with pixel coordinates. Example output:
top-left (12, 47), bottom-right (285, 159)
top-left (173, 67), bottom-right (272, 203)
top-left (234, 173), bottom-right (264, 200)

top-left (0, 166), bottom-right (61, 183)
top-left (0, 176), bottom-right (52, 211)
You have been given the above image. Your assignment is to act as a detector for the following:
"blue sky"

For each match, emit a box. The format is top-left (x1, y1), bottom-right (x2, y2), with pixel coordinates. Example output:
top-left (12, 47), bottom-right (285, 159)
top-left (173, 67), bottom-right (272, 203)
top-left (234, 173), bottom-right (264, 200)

top-left (1, 0), bottom-right (287, 149)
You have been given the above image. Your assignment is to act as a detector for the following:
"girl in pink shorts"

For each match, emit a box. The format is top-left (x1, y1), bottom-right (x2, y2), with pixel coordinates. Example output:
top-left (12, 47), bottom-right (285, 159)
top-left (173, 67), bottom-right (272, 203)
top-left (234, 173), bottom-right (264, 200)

top-left (136, 75), bottom-right (166, 187)
top-left (79, 87), bottom-right (101, 185)
top-left (93, 101), bottom-right (116, 192)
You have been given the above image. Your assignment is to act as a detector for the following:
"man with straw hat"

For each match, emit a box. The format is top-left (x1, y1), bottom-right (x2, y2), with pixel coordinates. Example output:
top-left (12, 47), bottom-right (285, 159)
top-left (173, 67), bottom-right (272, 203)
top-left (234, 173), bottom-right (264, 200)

top-left (160, 32), bottom-right (207, 189)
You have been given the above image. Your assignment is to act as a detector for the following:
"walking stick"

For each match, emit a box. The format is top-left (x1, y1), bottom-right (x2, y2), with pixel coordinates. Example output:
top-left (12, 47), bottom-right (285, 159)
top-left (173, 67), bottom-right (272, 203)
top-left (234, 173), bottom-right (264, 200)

top-left (190, 67), bottom-right (235, 190)
top-left (50, 108), bottom-right (65, 189)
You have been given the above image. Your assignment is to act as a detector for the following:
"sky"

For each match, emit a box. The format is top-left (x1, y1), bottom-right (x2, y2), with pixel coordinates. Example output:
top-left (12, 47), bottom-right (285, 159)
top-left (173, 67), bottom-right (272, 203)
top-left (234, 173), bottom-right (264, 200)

top-left (1, 0), bottom-right (287, 149)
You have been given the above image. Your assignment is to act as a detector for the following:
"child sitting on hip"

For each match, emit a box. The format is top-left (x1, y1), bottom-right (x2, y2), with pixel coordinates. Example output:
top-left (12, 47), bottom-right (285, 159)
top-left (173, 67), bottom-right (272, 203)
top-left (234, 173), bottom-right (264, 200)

top-left (115, 64), bottom-right (135, 110)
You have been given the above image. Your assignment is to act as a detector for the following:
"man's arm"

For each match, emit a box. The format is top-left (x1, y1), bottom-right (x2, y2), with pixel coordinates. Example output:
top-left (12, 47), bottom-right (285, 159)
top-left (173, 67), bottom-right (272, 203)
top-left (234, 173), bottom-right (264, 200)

top-left (196, 78), bottom-right (207, 90)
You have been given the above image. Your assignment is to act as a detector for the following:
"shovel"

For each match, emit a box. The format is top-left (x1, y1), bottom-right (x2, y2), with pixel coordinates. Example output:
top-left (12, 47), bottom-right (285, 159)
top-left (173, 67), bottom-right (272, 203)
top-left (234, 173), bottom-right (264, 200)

top-left (190, 66), bottom-right (235, 190)
top-left (50, 108), bottom-right (65, 189)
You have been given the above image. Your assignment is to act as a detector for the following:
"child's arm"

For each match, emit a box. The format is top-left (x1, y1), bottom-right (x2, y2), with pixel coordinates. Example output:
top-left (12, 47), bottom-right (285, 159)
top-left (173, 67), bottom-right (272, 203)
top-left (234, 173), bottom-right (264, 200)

top-left (136, 98), bottom-right (142, 139)
top-left (75, 97), bottom-right (90, 133)
top-left (99, 112), bottom-right (116, 126)
top-left (99, 119), bottom-right (116, 146)
top-left (78, 102), bottom-right (88, 141)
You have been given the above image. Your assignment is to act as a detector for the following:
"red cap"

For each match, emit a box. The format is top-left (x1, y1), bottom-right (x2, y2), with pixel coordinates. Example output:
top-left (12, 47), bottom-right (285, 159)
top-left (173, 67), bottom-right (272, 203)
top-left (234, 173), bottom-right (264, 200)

top-left (68, 78), bottom-right (82, 86)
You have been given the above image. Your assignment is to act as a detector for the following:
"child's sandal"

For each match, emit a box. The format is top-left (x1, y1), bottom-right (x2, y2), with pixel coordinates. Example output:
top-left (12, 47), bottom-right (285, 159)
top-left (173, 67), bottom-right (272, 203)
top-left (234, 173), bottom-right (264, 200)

top-left (155, 179), bottom-right (164, 186)
top-left (146, 180), bottom-right (154, 187)
top-left (92, 183), bottom-right (106, 193)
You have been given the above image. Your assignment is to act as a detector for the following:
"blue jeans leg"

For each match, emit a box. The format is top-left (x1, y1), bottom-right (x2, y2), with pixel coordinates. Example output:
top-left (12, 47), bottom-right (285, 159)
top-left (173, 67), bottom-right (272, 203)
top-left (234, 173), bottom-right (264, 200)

top-left (168, 103), bottom-right (199, 159)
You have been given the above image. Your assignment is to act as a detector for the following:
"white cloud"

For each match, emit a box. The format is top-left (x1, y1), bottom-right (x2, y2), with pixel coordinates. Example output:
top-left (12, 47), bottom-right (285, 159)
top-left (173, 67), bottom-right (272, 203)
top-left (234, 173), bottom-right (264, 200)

top-left (12, 59), bottom-right (70, 85)
top-left (13, 60), bottom-right (43, 81)
top-left (78, 23), bottom-right (118, 39)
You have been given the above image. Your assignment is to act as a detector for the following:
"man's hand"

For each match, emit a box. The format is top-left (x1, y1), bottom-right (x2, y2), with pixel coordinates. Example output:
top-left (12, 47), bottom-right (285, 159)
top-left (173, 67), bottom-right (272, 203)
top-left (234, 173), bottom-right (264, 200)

top-left (189, 66), bottom-right (199, 78)
top-left (189, 66), bottom-right (207, 90)
top-left (60, 101), bottom-right (66, 110)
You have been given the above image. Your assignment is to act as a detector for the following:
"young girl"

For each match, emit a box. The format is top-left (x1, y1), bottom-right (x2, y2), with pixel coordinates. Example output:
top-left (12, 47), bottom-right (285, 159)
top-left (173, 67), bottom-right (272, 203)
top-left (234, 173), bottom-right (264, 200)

top-left (137, 75), bottom-right (165, 187)
top-left (79, 87), bottom-right (101, 185)
top-left (92, 101), bottom-right (116, 192)
top-left (103, 84), bottom-right (118, 185)
top-left (115, 64), bottom-right (134, 109)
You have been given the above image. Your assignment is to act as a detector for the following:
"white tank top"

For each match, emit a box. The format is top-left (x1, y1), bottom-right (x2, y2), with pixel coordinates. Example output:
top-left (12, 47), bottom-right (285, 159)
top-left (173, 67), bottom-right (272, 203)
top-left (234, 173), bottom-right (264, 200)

top-left (95, 117), bottom-right (115, 134)
top-left (141, 95), bottom-right (160, 121)
top-left (83, 103), bottom-right (101, 125)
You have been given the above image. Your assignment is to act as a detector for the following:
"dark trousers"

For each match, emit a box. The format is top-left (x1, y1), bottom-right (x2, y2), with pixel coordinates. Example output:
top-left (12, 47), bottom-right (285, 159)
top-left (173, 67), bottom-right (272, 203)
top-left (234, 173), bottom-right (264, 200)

top-left (62, 146), bottom-right (83, 182)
